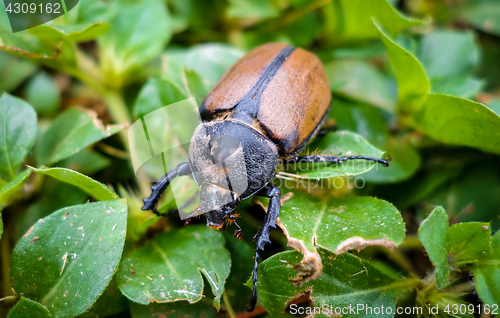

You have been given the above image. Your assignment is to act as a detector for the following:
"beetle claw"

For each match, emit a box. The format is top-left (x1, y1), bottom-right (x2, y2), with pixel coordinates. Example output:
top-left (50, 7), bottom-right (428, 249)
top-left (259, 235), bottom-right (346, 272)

top-left (234, 229), bottom-right (243, 240)
top-left (229, 214), bottom-right (243, 240)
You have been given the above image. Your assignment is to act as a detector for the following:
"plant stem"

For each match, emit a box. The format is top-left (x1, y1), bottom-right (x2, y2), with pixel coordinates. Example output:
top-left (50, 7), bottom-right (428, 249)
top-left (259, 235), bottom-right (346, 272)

top-left (99, 90), bottom-right (131, 149)
top-left (0, 232), bottom-right (12, 297)
top-left (399, 235), bottom-right (423, 249)
top-left (72, 46), bottom-right (131, 149)
top-left (223, 290), bottom-right (236, 318)
top-left (96, 142), bottom-right (130, 159)
top-left (375, 246), bottom-right (419, 279)
top-left (447, 281), bottom-right (475, 293)
top-left (100, 90), bottom-right (131, 126)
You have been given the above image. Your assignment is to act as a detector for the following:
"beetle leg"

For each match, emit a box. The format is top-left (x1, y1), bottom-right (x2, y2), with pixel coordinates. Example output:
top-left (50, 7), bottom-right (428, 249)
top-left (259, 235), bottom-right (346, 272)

top-left (152, 205), bottom-right (175, 217)
top-left (247, 183), bottom-right (281, 312)
top-left (286, 154), bottom-right (391, 166)
top-left (142, 162), bottom-right (192, 214)
top-left (229, 214), bottom-right (243, 240)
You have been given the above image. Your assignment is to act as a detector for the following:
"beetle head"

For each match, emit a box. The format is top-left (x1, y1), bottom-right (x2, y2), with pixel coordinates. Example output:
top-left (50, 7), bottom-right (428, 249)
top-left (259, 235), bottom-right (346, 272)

top-left (200, 182), bottom-right (240, 228)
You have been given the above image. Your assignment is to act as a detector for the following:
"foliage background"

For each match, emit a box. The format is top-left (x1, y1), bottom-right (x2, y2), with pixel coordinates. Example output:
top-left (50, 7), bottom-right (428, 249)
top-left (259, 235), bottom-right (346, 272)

top-left (0, 0), bottom-right (500, 317)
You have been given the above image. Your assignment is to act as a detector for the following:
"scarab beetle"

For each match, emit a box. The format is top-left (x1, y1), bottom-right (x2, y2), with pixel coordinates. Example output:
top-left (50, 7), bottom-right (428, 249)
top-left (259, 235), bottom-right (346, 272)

top-left (142, 43), bottom-right (390, 311)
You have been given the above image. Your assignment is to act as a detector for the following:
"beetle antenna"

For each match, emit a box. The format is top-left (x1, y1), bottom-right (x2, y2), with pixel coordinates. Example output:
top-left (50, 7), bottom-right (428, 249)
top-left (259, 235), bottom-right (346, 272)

top-left (285, 154), bottom-right (392, 167)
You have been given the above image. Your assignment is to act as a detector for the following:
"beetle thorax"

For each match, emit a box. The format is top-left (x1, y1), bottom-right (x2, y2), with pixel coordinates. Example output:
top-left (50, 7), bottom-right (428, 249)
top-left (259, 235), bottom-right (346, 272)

top-left (188, 120), bottom-right (279, 201)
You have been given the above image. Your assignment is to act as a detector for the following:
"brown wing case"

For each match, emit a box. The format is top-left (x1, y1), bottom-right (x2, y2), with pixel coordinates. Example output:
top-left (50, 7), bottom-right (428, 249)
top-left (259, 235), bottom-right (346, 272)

top-left (199, 42), bottom-right (331, 157)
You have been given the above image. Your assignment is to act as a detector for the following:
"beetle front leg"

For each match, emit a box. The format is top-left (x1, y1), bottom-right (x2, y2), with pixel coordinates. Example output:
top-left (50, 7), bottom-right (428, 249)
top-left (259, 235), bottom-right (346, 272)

top-left (141, 162), bottom-right (192, 216)
top-left (229, 214), bottom-right (243, 240)
top-left (248, 183), bottom-right (281, 312)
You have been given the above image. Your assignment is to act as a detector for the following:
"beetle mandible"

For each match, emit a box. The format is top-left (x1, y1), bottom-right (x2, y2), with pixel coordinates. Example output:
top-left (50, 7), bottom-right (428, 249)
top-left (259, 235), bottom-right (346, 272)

top-left (142, 42), bottom-right (390, 311)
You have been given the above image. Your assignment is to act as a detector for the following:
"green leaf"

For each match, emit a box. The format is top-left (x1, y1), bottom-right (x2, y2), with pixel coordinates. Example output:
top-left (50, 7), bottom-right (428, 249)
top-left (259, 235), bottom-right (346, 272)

top-left (29, 167), bottom-right (119, 201)
top-left (418, 30), bottom-right (479, 81)
top-left (129, 297), bottom-right (219, 318)
top-left (134, 78), bottom-right (188, 118)
top-left (330, 0), bottom-right (423, 40)
top-left (29, 22), bottom-right (110, 43)
top-left (431, 75), bottom-right (484, 99)
top-left (222, 231), bottom-right (254, 311)
top-left (226, 0), bottom-right (280, 19)
top-left (374, 20), bottom-right (430, 113)
top-left (413, 93), bottom-right (500, 155)
top-left (16, 181), bottom-right (87, 242)
top-left (98, 0), bottom-right (171, 87)
top-left (277, 191), bottom-right (406, 253)
top-left (24, 71), bottom-right (60, 115)
top-left (250, 249), bottom-right (419, 315)
top-left (185, 69), bottom-right (211, 105)
top-left (0, 51), bottom-right (37, 93)
top-left (67, 0), bottom-right (109, 25)
top-left (417, 206), bottom-right (450, 288)
top-left (472, 262), bottom-right (500, 306)
top-left (133, 78), bottom-right (165, 117)
top-left (7, 297), bottom-right (52, 318)
top-left (0, 7), bottom-right (78, 74)
top-left (449, 222), bottom-right (491, 267)
top-left (11, 200), bottom-right (128, 318)
top-left (140, 63), bottom-right (217, 113)
top-left (162, 43), bottom-right (243, 93)
top-left (417, 29), bottom-right (483, 98)
top-left (57, 148), bottom-right (110, 175)
top-left (117, 185), bottom-right (159, 243)
top-left (425, 164), bottom-right (500, 231)
top-left (374, 167), bottom-right (460, 209)
top-left (130, 97), bottom-right (198, 183)
top-left (363, 139), bottom-right (421, 184)
top-left (471, 231), bottom-right (500, 306)
top-left (331, 43), bottom-right (387, 60)
top-left (78, 279), bottom-right (128, 318)
top-left (0, 93), bottom-right (37, 180)
top-left (37, 108), bottom-right (125, 166)
top-left (284, 131), bottom-right (386, 179)
top-left (473, 265), bottom-right (500, 306)
top-left (0, 169), bottom-right (31, 208)
top-left (325, 60), bottom-right (396, 112)
top-left (328, 98), bottom-right (390, 146)
top-left (116, 225), bottom-right (230, 310)
top-left (283, 11), bottom-right (322, 48)
top-left (492, 231), bottom-right (500, 253)
top-left (455, 0), bottom-right (500, 36)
